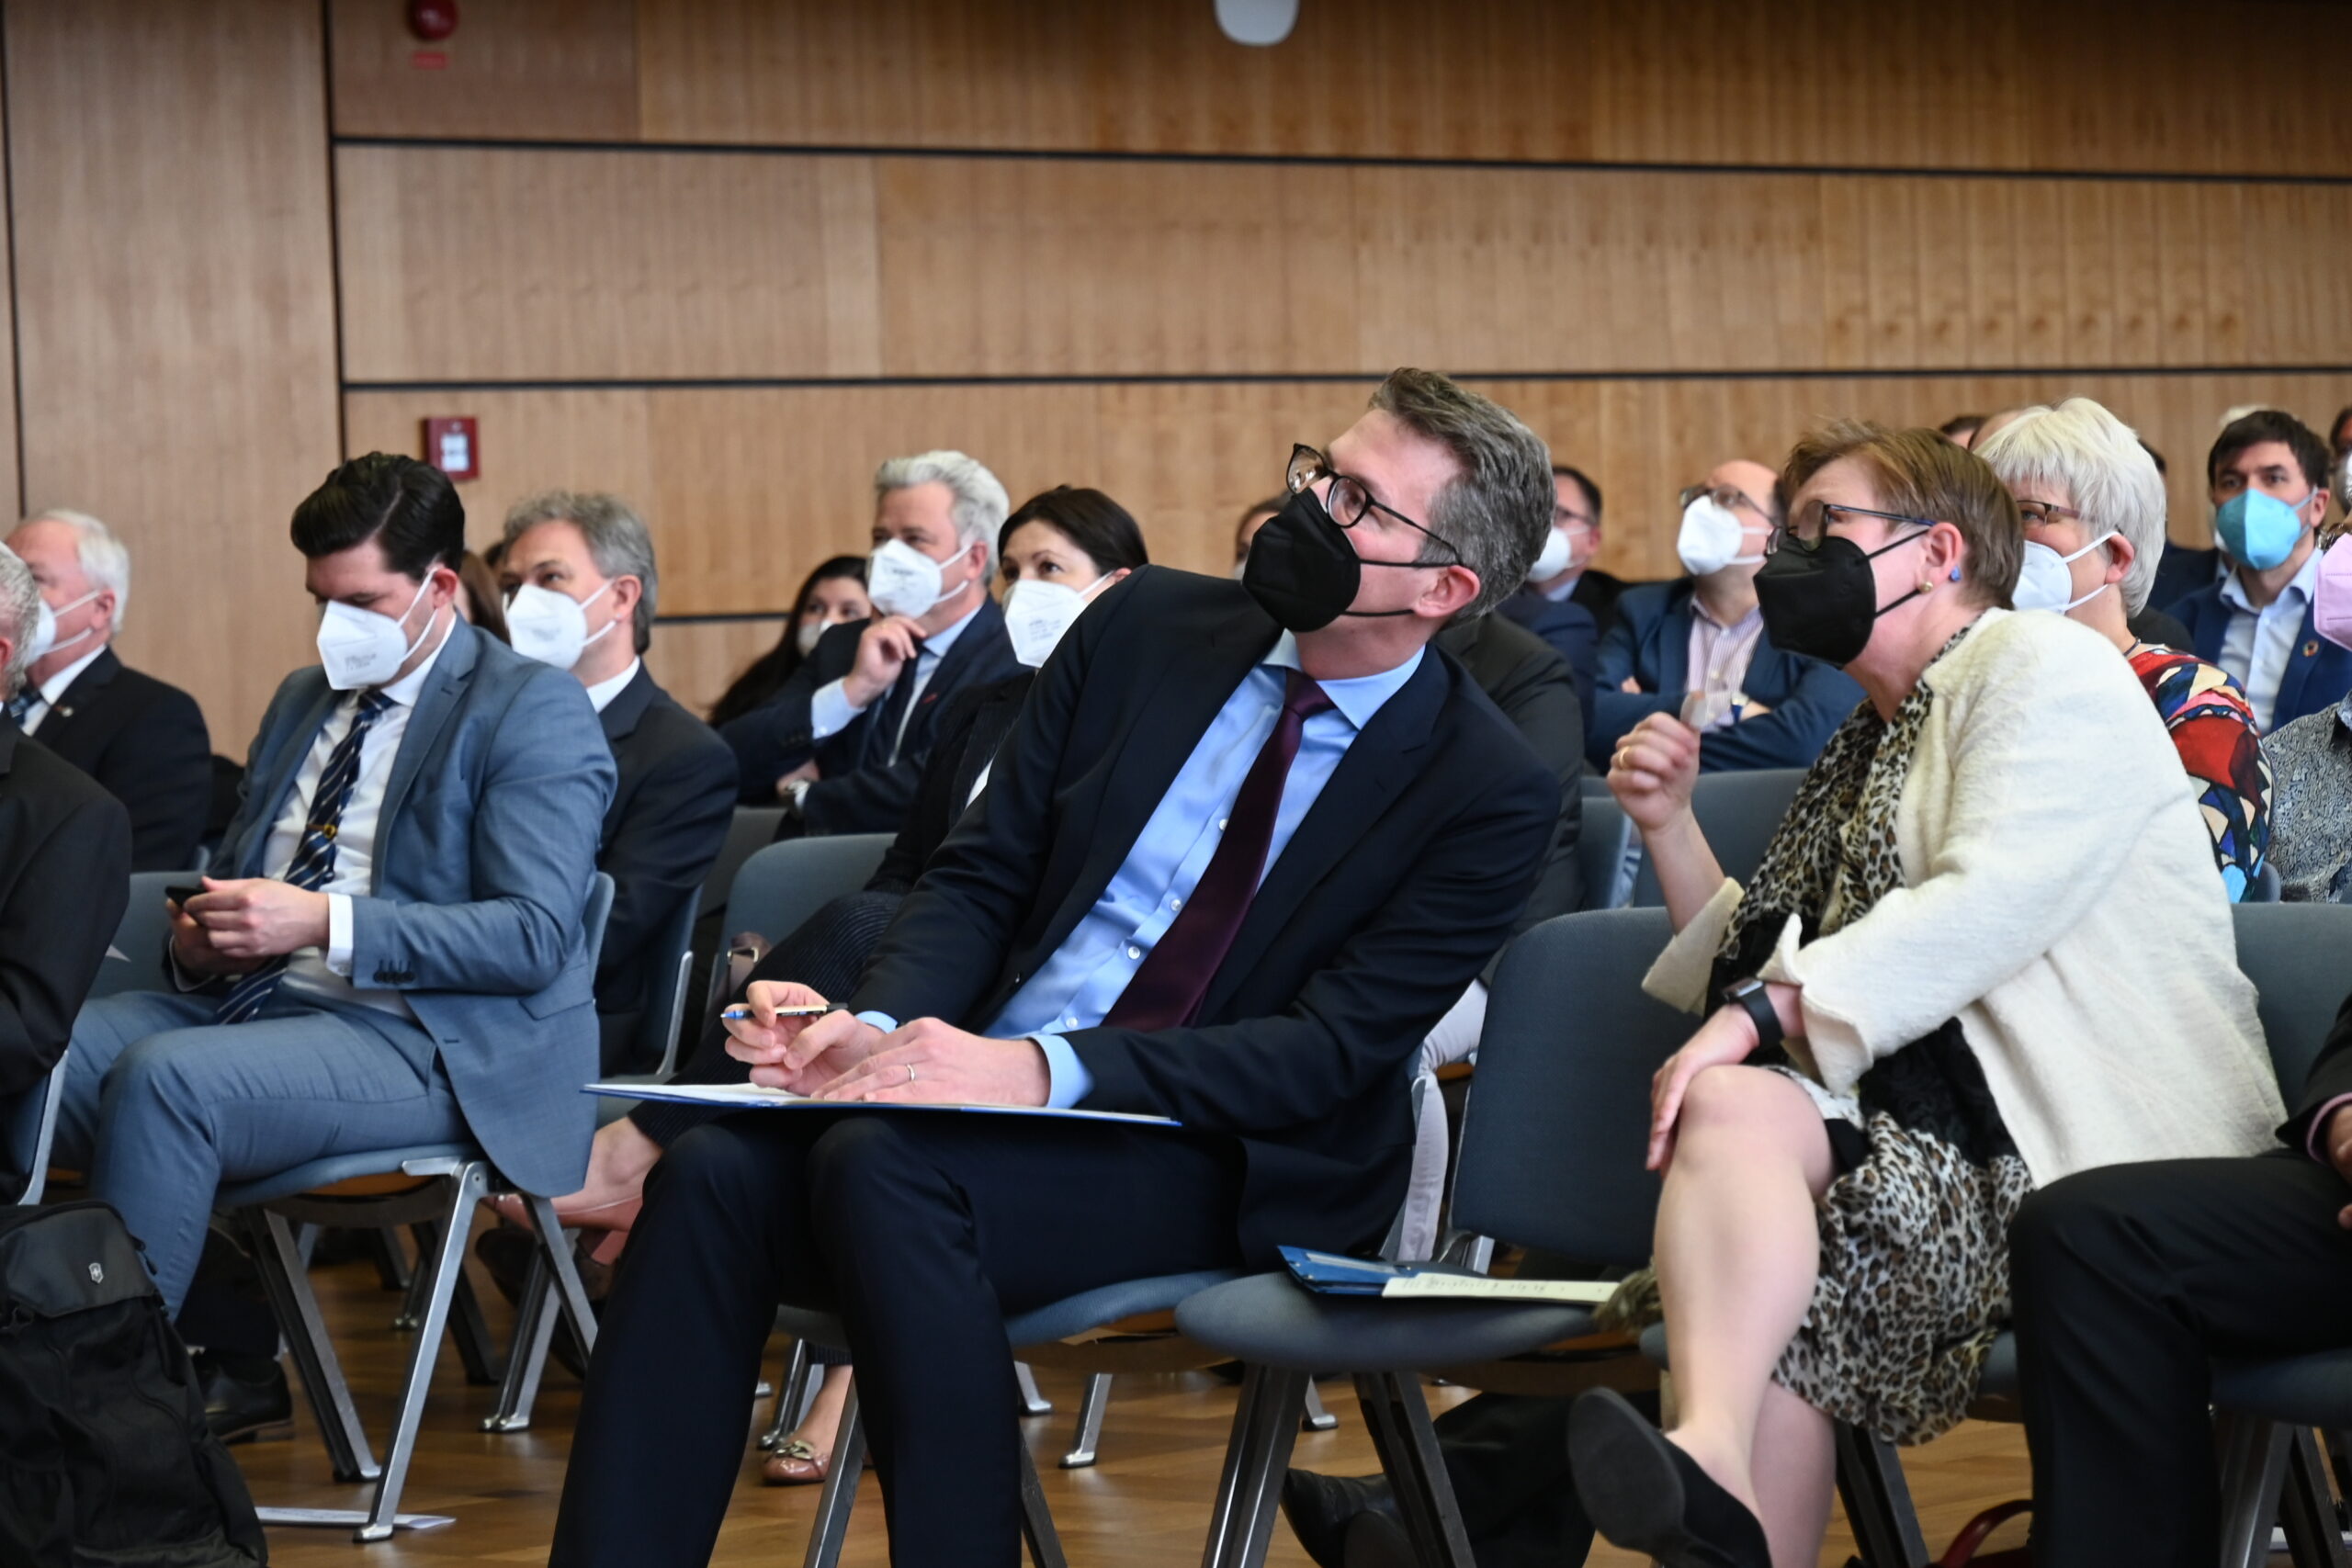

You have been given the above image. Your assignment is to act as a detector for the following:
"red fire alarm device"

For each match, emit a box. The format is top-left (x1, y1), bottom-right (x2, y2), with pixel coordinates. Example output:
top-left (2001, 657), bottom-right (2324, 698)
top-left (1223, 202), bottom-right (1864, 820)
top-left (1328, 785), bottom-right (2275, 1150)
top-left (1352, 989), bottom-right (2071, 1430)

top-left (424, 417), bottom-right (480, 481)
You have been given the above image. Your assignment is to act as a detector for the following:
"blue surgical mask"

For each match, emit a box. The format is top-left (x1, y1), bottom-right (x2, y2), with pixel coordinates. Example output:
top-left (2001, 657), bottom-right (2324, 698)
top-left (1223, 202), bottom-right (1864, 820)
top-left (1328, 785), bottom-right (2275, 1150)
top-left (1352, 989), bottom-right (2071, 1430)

top-left (2213, 488), bottom-right (2313, 572)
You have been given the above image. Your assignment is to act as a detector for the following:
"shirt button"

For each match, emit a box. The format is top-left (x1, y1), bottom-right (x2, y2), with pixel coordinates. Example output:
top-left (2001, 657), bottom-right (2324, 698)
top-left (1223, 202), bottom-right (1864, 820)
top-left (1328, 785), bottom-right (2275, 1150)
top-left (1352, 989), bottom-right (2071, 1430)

top-left (1217, 818), bottom-right (1228, 831)
top-left (1126, 945), bottom-right (1142, 960)
top-left (1065, 1016), bottom-right (1079, 1028)
top-left (1169, 897), bottom-right (1182, 910)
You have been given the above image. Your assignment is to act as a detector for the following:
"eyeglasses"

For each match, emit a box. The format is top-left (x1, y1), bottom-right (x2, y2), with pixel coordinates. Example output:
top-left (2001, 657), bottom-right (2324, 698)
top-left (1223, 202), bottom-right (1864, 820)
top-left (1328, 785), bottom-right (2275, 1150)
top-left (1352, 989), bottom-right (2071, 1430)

top-left (1553, 506), bottom-right (1596, 532)
top-left (1286, 444), bottom-right (1464, 566)
top-left (1679, 483), bottom-right (1773, 519)
top-left (1770, 501), bottom-right (1939, 555)
top-left (2016, 499), bottom-right (2085, 528)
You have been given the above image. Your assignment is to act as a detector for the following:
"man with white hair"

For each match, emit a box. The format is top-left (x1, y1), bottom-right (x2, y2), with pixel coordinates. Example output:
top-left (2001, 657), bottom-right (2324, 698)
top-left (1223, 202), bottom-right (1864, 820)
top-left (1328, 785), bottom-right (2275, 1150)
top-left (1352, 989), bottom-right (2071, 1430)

top-left (718, 449), bottom-right (1023, 833)
top-left (0, 543), bottom-right (130, 1133)
top-left (4, 510), bottom-right (211, 870)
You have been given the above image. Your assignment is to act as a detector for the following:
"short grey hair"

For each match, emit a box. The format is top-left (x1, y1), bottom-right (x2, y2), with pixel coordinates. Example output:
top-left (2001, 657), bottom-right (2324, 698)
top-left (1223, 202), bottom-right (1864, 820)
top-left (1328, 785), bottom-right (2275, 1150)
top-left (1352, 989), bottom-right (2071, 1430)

top-left (0, 546), bottom-right (40, 699)
top-left (501, 491), bottom-right (660, 654)
top-left (23, 508), bottom-right (130, 633)
top-left (874, 450), bottom-right (1009, 578)
top-left (1368, 368), bottom-right (1554, 619)
top-left (1976, 398), bottom-right (2168, 614)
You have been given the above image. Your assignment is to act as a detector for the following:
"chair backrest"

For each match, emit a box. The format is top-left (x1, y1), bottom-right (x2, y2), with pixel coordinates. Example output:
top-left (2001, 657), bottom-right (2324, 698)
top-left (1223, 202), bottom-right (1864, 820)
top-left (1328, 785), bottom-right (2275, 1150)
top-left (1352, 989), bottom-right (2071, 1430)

top-left (85, 870), bottom-right (202, 1002)
top-left (700, 807), bottom-right (788, 919)
top-left (2233, 902), bottom-right (2352, 1098)
top-left (2, 1049), bottom-right (69, 1204)
top-left (603, 886), bottom-right (700, 1081)
top-left (1452, 908), bottom-right (1686, 1264)
top-left (1630, 768), bottom-right (1804, 908)
top-left (1576, 795), bottom-right (1633, 912)
top-left (726, 834), bottom-right (896, 953)
top-left (582, 871), bottom-right (617, 976)
top-left (2245, 860), bottom-right (2283, 904)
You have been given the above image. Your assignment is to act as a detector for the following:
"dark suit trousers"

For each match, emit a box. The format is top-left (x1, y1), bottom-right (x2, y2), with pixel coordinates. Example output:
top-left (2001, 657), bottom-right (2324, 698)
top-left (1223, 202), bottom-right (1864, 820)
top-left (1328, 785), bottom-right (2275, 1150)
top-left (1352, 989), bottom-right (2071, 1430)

top-left (549, 1112), bottom-right (1245, 1568)
top-left (2012, 1153), bottom-right (2352, 1568)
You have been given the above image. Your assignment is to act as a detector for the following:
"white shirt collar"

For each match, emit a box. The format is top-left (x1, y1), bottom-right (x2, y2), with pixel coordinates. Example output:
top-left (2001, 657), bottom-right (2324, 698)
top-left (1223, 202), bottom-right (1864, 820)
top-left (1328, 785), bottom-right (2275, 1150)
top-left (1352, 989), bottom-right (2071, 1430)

top-left (2220, 545), bottom-right (2322, 616)
top-left (35, 644), bottom-right (106, 706)
top-left (584, 657), bottom-right (642, 714)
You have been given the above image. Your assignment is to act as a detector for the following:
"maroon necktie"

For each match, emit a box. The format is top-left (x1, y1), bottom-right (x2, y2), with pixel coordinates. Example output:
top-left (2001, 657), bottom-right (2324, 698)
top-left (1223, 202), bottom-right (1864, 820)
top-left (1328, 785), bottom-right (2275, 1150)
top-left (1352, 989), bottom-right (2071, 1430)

top-left (1102, 668), bottom-right (1335, 1032)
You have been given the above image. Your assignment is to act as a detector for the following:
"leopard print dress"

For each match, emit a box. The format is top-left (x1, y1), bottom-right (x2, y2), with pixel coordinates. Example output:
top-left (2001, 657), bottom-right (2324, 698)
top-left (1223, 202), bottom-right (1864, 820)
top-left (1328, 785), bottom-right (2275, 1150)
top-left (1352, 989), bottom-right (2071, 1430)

top-left (1713, 622), bottom-right (2034, 1447)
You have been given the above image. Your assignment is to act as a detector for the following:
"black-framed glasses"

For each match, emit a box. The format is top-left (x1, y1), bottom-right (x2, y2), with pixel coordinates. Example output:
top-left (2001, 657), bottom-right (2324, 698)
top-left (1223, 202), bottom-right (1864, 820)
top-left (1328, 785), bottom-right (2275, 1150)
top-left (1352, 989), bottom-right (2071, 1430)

top-left (1678, 482), bottom-right (1773, 520)
top-left (1287, 444), bottom-right (1464, 566)
top-left (2016, 499), bottom-right (2085, 528)
top-left (1770, 501), bottom-right (1939, 555)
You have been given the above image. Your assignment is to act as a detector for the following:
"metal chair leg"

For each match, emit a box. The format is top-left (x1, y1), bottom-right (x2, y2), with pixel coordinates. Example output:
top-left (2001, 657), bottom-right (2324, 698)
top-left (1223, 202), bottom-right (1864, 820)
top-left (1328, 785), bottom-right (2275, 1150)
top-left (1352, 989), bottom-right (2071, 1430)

top-left (446, 1264), bottom-right (504, 1386)
top-left (394, 1221), bottom-right (435, 1329)
top-left (1015, 1359), bottom-right (1053, 1416)
top-left (1019, 1442), bottom-right (1069, 1568)
top-left (1352, 1371), bottom-right (1473, 1568)
top-left (365, 1225), bottom-right (412, 1292)
top-left (2280, 1427), bottom-right (2350, 1568)
top-left (760, 1338), bottom-right (817, 1450)
top-left (1832, 1423), bottom-right (1931, 1568)
top-left (1301, 1381), bottom-right (1338, 1432)
top-left (800, 1382), bottom-right (867, 1568)
top-left (1197, 1365), bottom-right (1309, 1568)
top-left (1061, 1372), bottom-right (1112, 1468)
top-left (244, 1207), bottom-right (377, 1483)
top-left (483, 1250), bottom-right (557, 1433)
top-left (2215, 1413), bottom-right (2291, 1568)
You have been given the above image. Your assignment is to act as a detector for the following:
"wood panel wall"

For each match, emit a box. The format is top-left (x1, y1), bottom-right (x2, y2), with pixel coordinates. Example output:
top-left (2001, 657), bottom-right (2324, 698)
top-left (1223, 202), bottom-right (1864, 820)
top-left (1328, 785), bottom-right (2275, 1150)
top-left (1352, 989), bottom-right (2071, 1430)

top-left (328, 0), bottom-right (2352, 177)
top-left (8, 0), bottom-right (341, 746)
top-left (349, 370), bottom-right (2346, 715)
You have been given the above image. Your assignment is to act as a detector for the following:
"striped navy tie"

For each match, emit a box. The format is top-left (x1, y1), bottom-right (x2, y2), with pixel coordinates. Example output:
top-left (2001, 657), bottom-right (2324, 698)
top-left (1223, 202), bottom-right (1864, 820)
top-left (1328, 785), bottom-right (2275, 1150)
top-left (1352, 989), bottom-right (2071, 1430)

top-left (215, 691), bottom-right (392, 1024)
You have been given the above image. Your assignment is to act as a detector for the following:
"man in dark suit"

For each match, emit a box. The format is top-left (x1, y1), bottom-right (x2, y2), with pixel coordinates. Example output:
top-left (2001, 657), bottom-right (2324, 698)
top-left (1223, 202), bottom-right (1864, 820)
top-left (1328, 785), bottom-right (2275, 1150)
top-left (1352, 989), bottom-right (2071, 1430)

top-left (0, 545), bottom-right (130, 1195)
top-left (2169, 410), bottom-right (2352, 732)
top-left (1585, 459), bottom-right (1864, 773)
top-left (550, 369), bottom-right (1562, 1568)
top-left (1510, 464), bottom-right (1626, 629)
top-left (4, 510), bottom-right (209, 871)
top-left (2010, 991), bottom-right (2352, 1565)
top-left (719, 449), bottom-right (1024, 832)
top-left (497, 492), bottom-right (737, 1073)
top-left (51, 454), bottom-right (614, 1318)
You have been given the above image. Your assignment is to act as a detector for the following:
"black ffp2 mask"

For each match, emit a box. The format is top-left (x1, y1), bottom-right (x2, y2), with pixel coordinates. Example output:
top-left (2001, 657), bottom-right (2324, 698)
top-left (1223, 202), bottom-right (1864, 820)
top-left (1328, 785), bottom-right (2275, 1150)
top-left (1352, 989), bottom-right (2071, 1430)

top-left (1752, 528), bottom-right (1933, 667)
top-left (1242, 487), bottom-right (1428, 633)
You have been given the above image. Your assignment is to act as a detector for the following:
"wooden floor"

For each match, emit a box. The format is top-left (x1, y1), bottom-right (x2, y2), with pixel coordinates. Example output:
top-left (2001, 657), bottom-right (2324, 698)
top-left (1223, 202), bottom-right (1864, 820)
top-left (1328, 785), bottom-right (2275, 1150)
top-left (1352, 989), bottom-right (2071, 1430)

top-left (242, 1242), bottom-right (2039, 1567)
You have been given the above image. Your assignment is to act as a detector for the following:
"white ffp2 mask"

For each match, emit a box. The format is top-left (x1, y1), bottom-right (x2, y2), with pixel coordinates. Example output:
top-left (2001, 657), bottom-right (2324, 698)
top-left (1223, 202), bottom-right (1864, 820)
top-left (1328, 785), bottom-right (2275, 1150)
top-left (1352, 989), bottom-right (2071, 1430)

top-left (505, 579), bottom-right (617, 670)
top-left (1002, 574), bottom-right (1110, 668)
top-left (867, 538), bottom-right (965, 619)
top-left (316, 577), bottom-right (433, 691)
top-left (1675, 497), bottom-right (1767, 578)
top-left (2012, 533), bottom-right (2117, 615)
top-left (25, 589), bottom-right (100, 666)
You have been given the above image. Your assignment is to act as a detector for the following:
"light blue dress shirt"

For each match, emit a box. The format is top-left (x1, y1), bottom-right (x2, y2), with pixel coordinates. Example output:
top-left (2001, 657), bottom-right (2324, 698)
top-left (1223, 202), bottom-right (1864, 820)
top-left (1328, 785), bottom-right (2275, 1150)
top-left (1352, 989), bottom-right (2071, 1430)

top-left (857, 632), bottom-right (1423, 1107)
top-left (808, 600), bottom-right (982, 759)
top-left (2218, 547), bottom-right (2321, 731)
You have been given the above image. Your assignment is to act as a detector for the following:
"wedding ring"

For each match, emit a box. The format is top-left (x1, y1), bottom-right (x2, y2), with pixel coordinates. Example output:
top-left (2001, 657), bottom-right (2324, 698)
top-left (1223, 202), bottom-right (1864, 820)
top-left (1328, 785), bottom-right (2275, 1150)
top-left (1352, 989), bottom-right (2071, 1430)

top-left (906, 1065), bottom-right (918, 1085)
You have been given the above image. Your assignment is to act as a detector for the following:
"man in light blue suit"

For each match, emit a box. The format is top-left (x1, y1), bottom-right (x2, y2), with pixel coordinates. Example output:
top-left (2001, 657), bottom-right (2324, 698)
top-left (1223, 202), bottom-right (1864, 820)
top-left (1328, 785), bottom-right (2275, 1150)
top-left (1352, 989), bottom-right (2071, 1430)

top-left (53, 454), bottom-right (615, 1317)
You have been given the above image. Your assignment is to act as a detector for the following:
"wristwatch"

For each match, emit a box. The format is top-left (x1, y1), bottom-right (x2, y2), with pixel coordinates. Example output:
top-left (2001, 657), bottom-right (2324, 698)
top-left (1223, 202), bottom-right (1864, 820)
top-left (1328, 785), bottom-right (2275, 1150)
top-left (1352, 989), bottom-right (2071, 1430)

top-left (779, 777), bottom-right (814, 817)
top-left (1722, 976), bottom-right (1783, 1050)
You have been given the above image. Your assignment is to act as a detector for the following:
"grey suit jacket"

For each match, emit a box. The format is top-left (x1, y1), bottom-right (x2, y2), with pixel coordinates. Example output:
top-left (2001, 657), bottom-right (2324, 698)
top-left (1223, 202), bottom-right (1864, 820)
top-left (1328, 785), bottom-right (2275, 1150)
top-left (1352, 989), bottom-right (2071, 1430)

top-left (210, 620), bottom-right (616, 1198)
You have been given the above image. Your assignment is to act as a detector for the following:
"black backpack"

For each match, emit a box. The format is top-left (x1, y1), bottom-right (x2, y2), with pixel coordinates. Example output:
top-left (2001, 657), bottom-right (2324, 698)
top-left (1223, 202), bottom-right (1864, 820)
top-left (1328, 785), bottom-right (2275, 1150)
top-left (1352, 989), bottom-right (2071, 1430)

top-left (0, 1201), bottom-right (266, 1568)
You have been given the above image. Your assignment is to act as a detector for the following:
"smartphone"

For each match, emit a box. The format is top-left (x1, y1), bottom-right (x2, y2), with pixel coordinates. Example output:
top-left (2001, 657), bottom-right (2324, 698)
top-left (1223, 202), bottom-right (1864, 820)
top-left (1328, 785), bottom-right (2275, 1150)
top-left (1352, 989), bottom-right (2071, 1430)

top-left (164, 884), bottom-right (204, 908)
top-left (720, 1003), bottom-right (833, 1021)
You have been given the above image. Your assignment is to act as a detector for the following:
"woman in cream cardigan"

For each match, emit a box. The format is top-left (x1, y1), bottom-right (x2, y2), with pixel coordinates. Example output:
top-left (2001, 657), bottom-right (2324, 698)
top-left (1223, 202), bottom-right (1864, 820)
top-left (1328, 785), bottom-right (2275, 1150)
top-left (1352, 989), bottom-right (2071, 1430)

top-left (1566, 422), bottom-right (2285, 1568)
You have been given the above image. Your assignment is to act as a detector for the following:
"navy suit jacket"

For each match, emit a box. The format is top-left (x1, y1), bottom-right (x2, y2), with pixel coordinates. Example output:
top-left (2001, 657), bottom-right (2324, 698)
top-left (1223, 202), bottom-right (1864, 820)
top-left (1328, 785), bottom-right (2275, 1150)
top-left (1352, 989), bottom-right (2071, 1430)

top-left (1587, 578), bottom-right (1864, 773)
top-left (849, 568), bottom-right (1556, 1260)
top-left (594, 666), bottom-right (737, 1068)
top-left (718, 596), bottom-right (1024, 830)
top-left (2152, 545), bottom-right (2224, 624)
top-left (30, 648), bottom-right (210, 872)
top-left (0, 724), bottom-right (128, 1110)
top-left (1496, 587), bottom-right (1600, 717)
top-left (210, 621), bottom-right (616, 1199)
top-left (2172, 581), bottom-right (2352, 733)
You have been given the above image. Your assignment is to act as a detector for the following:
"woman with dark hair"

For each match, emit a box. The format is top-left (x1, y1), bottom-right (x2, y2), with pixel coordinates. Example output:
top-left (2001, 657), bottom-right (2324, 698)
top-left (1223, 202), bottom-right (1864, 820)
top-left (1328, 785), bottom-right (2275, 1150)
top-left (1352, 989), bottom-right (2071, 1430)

top-left (453, 550), bottom-right (512, 644)
top-left (484, 488), bottom-right (1147, 1483)
top-left (707, 556), bottom-right (871, 728)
